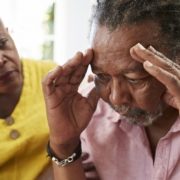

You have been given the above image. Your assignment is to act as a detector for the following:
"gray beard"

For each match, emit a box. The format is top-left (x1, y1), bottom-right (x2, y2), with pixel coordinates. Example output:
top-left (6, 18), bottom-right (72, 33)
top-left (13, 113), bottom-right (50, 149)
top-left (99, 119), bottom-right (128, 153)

top-left (111, 104), bottom-right (164, 126)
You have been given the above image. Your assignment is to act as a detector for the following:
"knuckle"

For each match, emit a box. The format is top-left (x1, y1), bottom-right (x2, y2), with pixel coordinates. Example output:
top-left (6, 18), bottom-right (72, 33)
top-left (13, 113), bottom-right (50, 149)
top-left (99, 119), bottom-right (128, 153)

top-left (168, 75), bottom-right (179, 85)
top-left (76, 51), bottom-right (83, 57)
top-left (42, 72), bottom-right (51, 85)
top-left (145, 50), bottom-right (156, 60)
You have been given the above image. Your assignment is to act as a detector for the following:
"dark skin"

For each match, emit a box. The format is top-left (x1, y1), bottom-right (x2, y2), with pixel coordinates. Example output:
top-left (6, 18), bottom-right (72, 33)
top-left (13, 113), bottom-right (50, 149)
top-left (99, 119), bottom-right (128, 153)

top-left (130, 39), bottom-right (180, 158)
top-left (0, 20), bottom-right (23, 118)
top-left (145, 107), bottom-right (178, 158)
top-left (42, 21), bottom-right (180, 180)
top-left (91, 23), bottom-right (179, 159)
top-left (0, 19), bottom-right (54, 180)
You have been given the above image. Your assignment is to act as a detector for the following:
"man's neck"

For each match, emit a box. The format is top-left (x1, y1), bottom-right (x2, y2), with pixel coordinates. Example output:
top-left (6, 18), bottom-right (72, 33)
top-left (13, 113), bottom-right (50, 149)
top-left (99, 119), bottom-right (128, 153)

top-left (149, 106), bottom-right (179, 130)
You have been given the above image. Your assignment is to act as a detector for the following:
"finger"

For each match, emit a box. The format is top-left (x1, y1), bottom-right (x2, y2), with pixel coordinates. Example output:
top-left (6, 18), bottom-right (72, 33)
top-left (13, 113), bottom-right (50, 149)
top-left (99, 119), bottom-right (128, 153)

top-left (130, 43), bottom-right (180, 78)
top-left (55, 50), bottom-right (92, 85)
top-left (42, 66), bottom-right (63, 95)
top-left (87, 87), bottom-right (100, 111)
top-left (148, 45), bottom-right (180, 73)
top-left (163, 92), bottom-right (178, 109)
top-left (68, 65), bottom-right (87, 85)
top-left (148, 46), bottom-right (180, 69)
top-left (54, 52), bottom-right (83, 85)
top-left (42, 66), bottom-right (67, 109)
top-left (83, 48), bottom-right (94, 65)
top-left (143, 61), bottom-right (180, 99)
top-left (46, 66), bottom-right (63, 85)
top-left (130, 43), bottom-right (165, 64)
top-left (69, 49), bottom-right (93, 85)
top-left (64, 52), bottom-right (83, 67)
top-left (62, 51), bottom-right (88, 76)
top-left (65, 49), bottom-right (92, 71)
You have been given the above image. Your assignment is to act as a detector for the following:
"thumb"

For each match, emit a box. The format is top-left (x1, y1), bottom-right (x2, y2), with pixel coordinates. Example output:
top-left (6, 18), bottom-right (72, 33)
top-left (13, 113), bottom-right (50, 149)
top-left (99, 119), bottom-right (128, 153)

top-left (87, 87), bottom-right (100, 112)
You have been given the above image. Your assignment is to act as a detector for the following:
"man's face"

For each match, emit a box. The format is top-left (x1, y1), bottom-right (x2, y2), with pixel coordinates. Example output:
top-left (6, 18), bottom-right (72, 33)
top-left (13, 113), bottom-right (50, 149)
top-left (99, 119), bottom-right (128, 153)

top-left (0, 22), bottom-right (22, 93)
top-left (91, 21), bottom-right (169, 126)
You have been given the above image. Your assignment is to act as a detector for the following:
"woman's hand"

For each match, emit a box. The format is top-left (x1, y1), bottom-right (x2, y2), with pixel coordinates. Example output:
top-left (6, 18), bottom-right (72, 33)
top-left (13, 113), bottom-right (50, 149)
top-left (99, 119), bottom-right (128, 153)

top-left (42, 49), bottom-right (99, 155)
top-left (130, 43), bottom-right (180, 113)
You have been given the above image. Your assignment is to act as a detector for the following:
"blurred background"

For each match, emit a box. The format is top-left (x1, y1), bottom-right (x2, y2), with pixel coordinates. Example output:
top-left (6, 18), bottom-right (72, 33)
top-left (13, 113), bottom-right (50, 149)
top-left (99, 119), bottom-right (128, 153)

top-left (0, 0), bottom-right (95, 64)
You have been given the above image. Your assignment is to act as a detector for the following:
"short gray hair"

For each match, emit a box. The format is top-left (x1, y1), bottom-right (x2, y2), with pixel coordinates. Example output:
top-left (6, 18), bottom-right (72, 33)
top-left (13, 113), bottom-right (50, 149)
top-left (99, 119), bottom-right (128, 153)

top-left (91, 0), bottom-right (180, 60)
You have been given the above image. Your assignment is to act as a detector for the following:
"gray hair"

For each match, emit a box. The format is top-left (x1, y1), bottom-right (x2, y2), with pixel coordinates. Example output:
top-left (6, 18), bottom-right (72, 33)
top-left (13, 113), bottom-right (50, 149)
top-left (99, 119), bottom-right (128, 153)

top-left (91, 0), bottom-right (180, 60)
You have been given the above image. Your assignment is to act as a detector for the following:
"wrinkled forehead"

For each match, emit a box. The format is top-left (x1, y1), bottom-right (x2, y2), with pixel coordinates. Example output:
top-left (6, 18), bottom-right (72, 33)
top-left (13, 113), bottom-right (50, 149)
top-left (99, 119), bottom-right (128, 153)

top-left (91, 21), bottom-right (172, 59)
top-left (92, 21), bottom-right (162, 48)
top-left (90, 21), bottom-right (172, 74)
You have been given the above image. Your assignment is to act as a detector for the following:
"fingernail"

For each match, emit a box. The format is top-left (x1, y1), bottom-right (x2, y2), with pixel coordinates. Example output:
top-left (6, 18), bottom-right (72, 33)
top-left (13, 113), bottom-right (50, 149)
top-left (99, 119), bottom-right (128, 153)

top-left (148, 45), bottom-right (156, 52)
top-left (144, 61), bottom-right (153, 67)
top-left (135, 43), bottom-right (146, 50)
top-left (84, 48), bottom-right (92, 55)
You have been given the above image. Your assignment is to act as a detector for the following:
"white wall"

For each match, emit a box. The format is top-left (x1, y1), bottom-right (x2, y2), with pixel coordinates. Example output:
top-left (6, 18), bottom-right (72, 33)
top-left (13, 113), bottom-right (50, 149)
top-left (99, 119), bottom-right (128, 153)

top-left (0, 0), bottom-right (93, 63)
top-left (0, 0), bottom-right (53, 59)
top-left (54, 0), bottom-right (93, 64)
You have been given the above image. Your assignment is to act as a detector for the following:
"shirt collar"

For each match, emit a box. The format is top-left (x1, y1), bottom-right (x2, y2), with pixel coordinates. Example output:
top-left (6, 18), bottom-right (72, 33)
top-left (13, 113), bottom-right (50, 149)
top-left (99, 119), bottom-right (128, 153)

top-left (167, 116), bottom-right (180, 134)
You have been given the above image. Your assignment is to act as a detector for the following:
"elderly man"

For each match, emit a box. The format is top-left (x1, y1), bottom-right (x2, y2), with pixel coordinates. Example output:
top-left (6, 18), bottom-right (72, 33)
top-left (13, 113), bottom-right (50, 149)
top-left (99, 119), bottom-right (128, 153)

top-left (42, 0), bottom-right (180, 179)
top-left (0, 19), bottom-right (56, 179)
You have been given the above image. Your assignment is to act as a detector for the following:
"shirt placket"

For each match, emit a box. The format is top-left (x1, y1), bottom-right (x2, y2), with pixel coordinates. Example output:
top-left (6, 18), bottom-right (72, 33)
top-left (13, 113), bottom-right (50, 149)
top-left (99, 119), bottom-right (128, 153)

top-left (153, 139), bottom-right (170, 180)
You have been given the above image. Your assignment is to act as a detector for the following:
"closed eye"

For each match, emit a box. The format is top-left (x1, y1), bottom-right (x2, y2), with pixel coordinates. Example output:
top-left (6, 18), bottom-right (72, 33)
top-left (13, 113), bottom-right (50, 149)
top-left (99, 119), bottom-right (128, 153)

top-left (127, 78), bottom-right (142, 84)
top-left (126, 77), bottom-right (148, 84)
top-left (0, 38), bottom-right (8, 48)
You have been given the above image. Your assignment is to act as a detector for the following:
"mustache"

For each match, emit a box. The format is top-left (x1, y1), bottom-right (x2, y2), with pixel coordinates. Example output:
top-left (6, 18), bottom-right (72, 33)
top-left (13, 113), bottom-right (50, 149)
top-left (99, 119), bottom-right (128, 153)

top-left (112, 104), bottom-right (146, 117)
top-left (111, 104), bottom-right (164, 126)
top-left (113, 104), bottom-right (130, 114)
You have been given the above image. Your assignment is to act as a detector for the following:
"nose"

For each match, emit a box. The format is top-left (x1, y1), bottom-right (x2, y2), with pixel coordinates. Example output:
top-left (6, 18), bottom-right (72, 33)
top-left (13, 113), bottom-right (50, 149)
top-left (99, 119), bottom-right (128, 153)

top-left (109, 78), bottom-right (131, 106)
top-left (0, 56), bottom-right (7, 67)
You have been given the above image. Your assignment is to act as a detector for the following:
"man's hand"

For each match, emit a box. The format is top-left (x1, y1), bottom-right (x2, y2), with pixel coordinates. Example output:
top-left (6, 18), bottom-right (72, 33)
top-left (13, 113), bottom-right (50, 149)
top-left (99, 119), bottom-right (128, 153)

top-left (130, 43), bottom-right (180, 113)
top-left (42, 49), bottom-right (99, 155)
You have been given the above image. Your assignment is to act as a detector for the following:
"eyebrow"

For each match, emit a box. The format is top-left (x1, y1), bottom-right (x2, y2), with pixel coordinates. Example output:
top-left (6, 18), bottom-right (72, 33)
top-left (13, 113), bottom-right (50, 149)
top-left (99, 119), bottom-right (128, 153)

top-left (122, 66), bottom-right (146, 74)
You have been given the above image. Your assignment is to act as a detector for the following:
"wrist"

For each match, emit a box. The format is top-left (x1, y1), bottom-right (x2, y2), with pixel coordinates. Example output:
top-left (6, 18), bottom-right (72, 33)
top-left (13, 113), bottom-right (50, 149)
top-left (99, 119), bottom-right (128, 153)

top-left (47, 140), bottom-right (82, 167)
top-left (49, 138), bottom-right (80, 158)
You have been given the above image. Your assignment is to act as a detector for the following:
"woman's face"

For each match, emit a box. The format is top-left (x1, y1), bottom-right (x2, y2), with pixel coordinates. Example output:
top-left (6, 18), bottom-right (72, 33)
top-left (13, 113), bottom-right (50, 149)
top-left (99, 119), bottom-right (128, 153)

top-left (0, 23), bottom-right (22, 94)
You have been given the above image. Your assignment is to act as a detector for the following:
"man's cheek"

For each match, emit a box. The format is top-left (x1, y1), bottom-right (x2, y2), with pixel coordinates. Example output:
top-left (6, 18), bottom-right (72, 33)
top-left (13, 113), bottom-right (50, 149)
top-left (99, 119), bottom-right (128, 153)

top-left (132, 80), bottom-right (166, 111)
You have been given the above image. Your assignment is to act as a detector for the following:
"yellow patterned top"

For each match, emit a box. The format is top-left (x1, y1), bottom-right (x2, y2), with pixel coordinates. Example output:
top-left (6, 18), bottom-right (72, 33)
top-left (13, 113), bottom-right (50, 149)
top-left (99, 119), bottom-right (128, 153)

top-left (0, 59), bottom-right (56, 180)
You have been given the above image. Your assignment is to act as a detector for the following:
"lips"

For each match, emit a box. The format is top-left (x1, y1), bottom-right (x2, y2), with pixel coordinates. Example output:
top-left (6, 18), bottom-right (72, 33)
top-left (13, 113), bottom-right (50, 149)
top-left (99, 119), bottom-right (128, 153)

top-left (0, 70), bottom-right (16, 81)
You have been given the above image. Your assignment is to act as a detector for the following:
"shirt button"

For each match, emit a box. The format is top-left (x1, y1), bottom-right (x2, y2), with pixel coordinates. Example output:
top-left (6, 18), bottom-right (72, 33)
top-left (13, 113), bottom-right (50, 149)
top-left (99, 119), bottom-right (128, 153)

top-left (10, 129), bottom-right (20, 139)
top-left (5, 116), bottom-right (14, 125)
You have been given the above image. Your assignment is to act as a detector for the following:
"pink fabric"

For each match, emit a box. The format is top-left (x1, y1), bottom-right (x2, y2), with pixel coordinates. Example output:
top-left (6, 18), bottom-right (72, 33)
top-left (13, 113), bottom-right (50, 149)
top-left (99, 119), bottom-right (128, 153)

top-left (81, 98), bottom-right (180, 180)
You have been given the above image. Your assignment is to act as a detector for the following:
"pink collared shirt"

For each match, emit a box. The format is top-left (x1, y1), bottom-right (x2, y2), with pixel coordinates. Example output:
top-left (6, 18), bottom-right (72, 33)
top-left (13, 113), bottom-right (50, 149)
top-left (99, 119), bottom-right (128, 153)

top-left (81, 99), bottom-right (180, 180)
